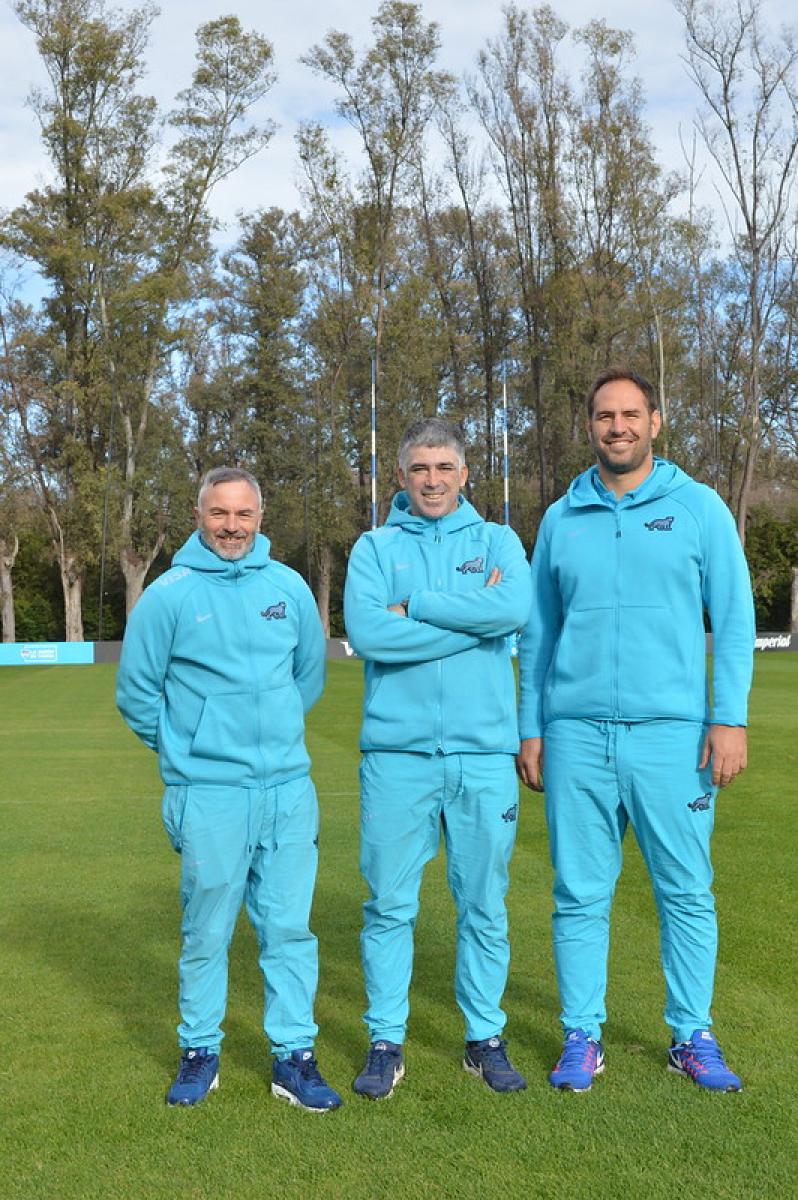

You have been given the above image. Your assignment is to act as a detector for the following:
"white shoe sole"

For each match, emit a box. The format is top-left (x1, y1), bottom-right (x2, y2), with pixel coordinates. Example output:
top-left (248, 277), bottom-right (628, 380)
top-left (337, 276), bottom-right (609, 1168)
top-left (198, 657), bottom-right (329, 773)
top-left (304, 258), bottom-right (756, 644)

top-left (271, 1081), bottom-right (339, 1112)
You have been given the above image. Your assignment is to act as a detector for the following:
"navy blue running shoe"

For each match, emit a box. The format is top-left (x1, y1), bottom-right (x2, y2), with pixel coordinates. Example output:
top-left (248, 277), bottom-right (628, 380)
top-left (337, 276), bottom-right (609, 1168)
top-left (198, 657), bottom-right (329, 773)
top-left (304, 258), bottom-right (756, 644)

top-left (166, 1047), bottom-right (219, 1106)
top-left (463, 1037), bottom-right (526, 1092)
top-left (549, 1029), bottom-right (605, 1092)
top-left (667, 1029), bottom-right (742, 1092)
top-left (271, 1049), bottom-right (343, 1112)
top-left (353, 1040), bottom-right (405, 1100)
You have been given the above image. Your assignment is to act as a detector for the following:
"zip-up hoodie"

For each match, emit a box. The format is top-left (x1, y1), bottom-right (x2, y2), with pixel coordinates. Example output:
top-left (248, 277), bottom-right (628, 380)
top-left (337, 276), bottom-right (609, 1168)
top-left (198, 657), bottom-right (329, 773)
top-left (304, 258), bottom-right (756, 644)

top-left (116, 531), bottom-right (325, 786)
top-left (344, 493), bottom-right (532, 754)
top-left (518, 459), bottom-right (755, 737)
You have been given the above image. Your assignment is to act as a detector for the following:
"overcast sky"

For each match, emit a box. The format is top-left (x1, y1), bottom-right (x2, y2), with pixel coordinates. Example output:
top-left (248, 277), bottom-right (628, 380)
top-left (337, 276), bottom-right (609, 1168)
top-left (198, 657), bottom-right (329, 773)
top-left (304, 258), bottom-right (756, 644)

top-left (0, 0), bottom-right (786, 252)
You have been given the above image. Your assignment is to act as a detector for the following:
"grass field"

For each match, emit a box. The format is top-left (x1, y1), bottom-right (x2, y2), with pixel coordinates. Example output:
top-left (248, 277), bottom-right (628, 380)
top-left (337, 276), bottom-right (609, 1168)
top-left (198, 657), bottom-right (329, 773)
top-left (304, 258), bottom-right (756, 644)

top-left (1, 656), bottom-right (796, 1200)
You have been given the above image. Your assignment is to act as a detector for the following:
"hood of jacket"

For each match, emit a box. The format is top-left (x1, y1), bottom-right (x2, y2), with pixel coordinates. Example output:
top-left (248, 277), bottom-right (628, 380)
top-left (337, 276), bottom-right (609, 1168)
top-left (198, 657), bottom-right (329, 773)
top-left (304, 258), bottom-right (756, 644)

top-left (172, 529), bottom-right (272, 576)
top-left (567, 457), bottom-right (691, 510)
top-left (386, 491), bottom-right (485, 536)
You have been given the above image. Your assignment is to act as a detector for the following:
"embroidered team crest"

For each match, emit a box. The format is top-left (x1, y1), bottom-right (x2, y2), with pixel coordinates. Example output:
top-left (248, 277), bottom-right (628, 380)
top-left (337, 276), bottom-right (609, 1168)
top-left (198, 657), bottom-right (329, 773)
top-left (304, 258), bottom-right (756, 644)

top-left (261, 601), bottom-right (286, 620)
top-left (644, 517), bottom-right (674, 531)
top-left (456, 556), bottom-right (485, 575)
top-left (688, 793), bottom-right (711, 812)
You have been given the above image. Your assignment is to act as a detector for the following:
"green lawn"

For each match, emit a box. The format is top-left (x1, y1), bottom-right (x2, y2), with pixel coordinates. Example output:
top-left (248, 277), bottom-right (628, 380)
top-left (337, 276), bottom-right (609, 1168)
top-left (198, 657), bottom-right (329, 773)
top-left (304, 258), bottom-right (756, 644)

top-left (1, 657), bottom-right (795, 1199)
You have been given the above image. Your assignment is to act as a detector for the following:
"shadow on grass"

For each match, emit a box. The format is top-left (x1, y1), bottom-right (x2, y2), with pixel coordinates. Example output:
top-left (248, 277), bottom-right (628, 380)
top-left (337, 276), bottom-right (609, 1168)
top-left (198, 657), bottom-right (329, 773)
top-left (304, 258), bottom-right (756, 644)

top-left (4, 888), bottom-right (178, 1064)
top-left (6, 855), bottom-right (666, 1091)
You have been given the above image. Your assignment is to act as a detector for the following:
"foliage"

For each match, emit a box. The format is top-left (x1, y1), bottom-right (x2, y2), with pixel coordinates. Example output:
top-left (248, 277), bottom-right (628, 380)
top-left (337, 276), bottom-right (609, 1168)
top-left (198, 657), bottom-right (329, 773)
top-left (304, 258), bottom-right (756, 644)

top-left (745, 505), bottom-right (798, 629)
top-left (1, 1), bottom-right (796, 640)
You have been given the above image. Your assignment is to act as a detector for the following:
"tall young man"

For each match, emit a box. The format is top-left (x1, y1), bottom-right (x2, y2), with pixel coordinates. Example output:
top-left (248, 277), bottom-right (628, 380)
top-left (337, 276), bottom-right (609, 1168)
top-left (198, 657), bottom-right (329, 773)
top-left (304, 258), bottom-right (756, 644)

top-left (517, 369), bottom-right (755, 1093)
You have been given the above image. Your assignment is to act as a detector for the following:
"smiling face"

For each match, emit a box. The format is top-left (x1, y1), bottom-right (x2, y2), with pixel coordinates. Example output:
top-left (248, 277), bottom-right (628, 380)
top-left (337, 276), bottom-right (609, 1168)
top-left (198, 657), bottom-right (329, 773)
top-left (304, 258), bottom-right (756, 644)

top-left (587, 378), bottom-right (661, 493)
top-left (194, 479), bottom-right (262, 560)
top-left (397, 443), bottom-right (468, 519)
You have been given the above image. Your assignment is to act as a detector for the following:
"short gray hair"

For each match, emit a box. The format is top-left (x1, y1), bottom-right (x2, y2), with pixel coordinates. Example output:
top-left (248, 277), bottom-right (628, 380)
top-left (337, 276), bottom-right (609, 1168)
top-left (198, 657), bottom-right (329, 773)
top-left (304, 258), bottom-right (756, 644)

top-left (398, 417), bottom-right (466, 473)
top-left (197, 466), bottom-right (262, 510)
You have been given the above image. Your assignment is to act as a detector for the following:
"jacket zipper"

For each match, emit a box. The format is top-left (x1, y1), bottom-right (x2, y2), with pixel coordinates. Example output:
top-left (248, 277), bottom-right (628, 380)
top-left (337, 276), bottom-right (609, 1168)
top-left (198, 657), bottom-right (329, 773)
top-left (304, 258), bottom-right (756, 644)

top-left (613, 505), bottom-right (622, 719)
top-left (435, 522), bottom-right (444, 753)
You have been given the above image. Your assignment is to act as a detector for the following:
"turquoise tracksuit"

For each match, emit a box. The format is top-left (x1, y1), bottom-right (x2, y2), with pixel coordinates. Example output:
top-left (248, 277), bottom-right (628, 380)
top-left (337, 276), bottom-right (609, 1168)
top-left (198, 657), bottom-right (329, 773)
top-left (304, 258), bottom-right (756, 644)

top-left (518, 459), bottom-right (755, 1041)
top-left (344, 494), bottom-right (532, 1043)
top-left (116, 531), bottom-right (326, 1055)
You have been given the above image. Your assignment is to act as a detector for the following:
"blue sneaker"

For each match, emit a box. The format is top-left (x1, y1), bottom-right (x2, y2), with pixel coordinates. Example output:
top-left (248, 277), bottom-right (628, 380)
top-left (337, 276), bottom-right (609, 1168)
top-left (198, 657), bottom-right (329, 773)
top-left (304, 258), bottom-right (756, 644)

top-left (271, 1049), bottom-right (343, 1112)
top-left (667, 1029), bottom-right (742, 1092)
top-left (353, 1040), bottom-right (405, 1100)
top-left (463, 1037), bottom-right (526, 1092)
top-left (549, 1029), bottom-right (605, 1092)
top-left (166, 1047), bottom-right (219, 1106)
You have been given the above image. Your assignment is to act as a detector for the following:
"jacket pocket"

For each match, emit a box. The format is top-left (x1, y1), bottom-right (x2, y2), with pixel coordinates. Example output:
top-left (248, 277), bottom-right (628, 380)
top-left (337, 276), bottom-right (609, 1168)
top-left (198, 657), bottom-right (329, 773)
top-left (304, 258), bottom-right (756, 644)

top-left (190, 690), bottom-right (259, 769)
top-left (618, 605), bottom-right (700, 715)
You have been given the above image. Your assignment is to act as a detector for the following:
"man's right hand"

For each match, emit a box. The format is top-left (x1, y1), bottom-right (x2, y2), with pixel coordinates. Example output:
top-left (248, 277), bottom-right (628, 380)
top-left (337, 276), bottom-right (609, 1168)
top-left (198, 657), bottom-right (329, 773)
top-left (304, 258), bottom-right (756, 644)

top-left (516, 736), bottom-right (544, 791)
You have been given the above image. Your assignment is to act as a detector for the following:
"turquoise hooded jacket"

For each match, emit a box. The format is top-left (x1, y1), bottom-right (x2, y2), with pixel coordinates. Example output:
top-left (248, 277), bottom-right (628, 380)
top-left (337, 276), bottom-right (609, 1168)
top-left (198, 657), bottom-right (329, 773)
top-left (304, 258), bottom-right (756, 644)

top-left (344, 493), bottom-right (532, 754)
top-left (518, 459), bottom-right (755, 738)
top-left (116, 531), bottom-right (325, 786)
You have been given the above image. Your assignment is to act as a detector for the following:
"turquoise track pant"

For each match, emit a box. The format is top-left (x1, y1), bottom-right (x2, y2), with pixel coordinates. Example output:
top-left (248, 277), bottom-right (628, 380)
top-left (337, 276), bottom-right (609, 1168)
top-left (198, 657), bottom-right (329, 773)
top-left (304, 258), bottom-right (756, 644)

top-left (543, 719), bottom-right (718, 1043)
top-left (161, 777), bottom-right (320, 1056)
top-left (359, 751), bottom-right (519, 1044)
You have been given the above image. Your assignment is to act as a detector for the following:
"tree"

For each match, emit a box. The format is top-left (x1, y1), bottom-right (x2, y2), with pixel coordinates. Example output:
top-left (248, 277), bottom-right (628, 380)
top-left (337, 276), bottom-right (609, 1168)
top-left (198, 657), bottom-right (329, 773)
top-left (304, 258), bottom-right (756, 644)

top-left (4, 1), bottom-right (277, 633)
top-left (113, 13), bottom-right (276, 611)
top-left (425, 100), bottom-right (516, 518)
top-left (471, 3), bottom-right (572, 510)
top-left (303, 1), bottom-right (449, 521)
top-left (676, 0), bottom-right (798, 541)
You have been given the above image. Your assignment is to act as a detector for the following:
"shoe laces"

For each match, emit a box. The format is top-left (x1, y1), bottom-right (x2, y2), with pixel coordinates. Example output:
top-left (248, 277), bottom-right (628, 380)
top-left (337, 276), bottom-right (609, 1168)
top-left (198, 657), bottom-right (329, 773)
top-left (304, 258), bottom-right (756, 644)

top-left (557, 1032), bottom-right (596, 1069)
top-left (683, 1037), bottom-right (726, 1074)
top-left (477, 1037), bottom-right (512, 1069)
top-left (178, 1050), bottom-right (212, 1083)
top-left (295, 1053), bottom-right (324, 1084)
top-left (366, 1042), bottom-right (399, 1074)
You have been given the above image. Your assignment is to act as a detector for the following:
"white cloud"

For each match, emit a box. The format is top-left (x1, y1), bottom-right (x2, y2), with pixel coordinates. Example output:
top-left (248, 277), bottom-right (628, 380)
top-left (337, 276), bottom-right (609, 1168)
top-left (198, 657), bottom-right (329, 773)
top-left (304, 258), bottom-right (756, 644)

top-left (0, 0), bottom-right (787, 248)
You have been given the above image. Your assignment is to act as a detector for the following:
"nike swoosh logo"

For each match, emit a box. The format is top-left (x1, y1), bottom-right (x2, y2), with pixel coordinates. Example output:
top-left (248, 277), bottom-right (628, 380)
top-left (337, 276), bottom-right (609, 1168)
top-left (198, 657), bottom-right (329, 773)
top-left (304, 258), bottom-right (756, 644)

top-left (196, 613), bottom-right (213, 623)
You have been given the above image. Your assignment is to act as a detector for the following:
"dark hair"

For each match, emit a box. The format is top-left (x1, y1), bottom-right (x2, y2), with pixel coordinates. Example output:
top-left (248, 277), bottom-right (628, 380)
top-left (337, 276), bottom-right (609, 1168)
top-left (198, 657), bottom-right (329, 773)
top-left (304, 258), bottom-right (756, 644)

top-left (586, 368), bottom-right (658, 417)
top-left (197, 466), bottom-right (262, 509)
top-left (398, 417), bottom-right (466, 472)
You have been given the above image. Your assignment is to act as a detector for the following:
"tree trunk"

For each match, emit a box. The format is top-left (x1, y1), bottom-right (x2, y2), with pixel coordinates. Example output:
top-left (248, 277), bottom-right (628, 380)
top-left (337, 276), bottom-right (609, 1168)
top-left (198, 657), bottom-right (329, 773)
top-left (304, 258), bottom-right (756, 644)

top-left (0, 534), bottom-right (19, 643)
top-left (736, 292), bottom-right (762, 547)
top-left (314, 542), bottom-right (332, 638)
top-left (60, 552), bottom-right (84, 642)
top-left (122, 538), bottom-right (166, 614)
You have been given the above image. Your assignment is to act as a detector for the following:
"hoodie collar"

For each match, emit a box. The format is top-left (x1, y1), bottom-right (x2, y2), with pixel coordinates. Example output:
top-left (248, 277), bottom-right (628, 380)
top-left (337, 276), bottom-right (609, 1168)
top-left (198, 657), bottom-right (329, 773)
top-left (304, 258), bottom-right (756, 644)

top-left (386, 491), bottom-right (483, 535)
top-left (173, 529), bottom-right (272, 575)
top-left (568, 457), bottom-right (688, 509)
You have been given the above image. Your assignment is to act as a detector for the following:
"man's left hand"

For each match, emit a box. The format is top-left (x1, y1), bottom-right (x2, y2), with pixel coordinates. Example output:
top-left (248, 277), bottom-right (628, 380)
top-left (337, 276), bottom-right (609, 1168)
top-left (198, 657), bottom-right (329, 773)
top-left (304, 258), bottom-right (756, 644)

top-left (699, 724), bottom-right (748, 788)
